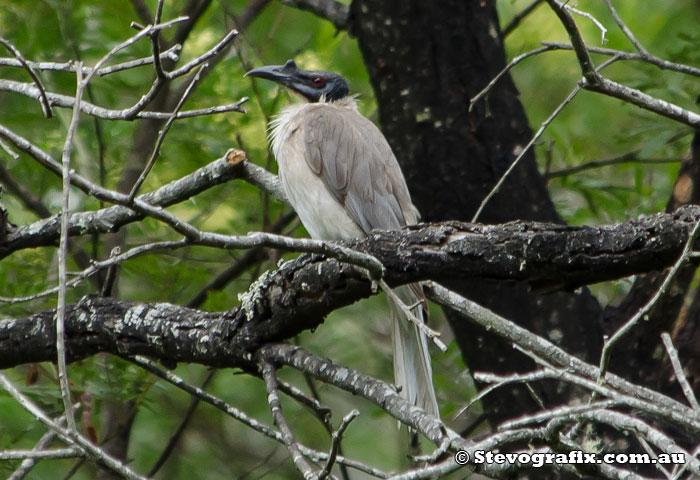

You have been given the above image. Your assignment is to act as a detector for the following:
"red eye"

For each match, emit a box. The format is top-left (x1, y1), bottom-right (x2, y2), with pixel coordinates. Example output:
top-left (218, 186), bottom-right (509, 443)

top-left (312, 77), bottom-right (325, 87)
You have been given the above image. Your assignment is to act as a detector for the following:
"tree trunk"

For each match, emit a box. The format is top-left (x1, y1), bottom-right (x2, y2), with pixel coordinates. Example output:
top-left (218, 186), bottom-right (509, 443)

top-left (349, 0), bottom-right (603, 427)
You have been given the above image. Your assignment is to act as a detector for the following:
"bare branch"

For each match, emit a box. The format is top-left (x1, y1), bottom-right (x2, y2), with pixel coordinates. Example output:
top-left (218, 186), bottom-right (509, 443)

top-left (602, 0), bottom-right (647, 54)
top-left (565, 3), bottom-right (607, 44)
top-left (148, 0), bottom-right (167, 80)
top-left (56, 62), bottom-right (85, 433)
top-left (544, 0), bottom-right (600, 85)
top-left (147, 369), bottom-right (216, 477)
top-left (379, 279), bottom-right (446, 351)
top-left (0, 37), bottom-right (52, 117)
top-left (545, 154), bottom-right (680, 180)
top-left (0, 449), bottom-right (81, 460)
top-left (277, 378), bottom-right (332, 426)
top-left (0, 79), bottom-right (247, 120)
top-left (319, 409), bottom-right (360, 480)
top-left (7, 413), bottom-right (70, 480)
top-left (0, 45), bottom-right (182, 76)
top-left (661, 332), bottom-right (700, 412)
top-left (425, 282), bottom-right (700, 433)
top-left (472, 54), bottom-right (621, 222)
top-left (129, 356), bottom-right (387, 478)
top-left (0, 240), bottom-right (187, 304)
top-left (541, 41), bottom-right (700, 78)
top-left (166, 28), bottom-right (239, 79)
top-left (545, 0), bottom-right (700, 130)
top-left (470, 45), bottom-right (557, 111)
top-left (0, 373), bottom-right (147, 480)
top-left (128, 65), bottom-right (205, 200)
top-left (261, 359), bottom-right (317, 479)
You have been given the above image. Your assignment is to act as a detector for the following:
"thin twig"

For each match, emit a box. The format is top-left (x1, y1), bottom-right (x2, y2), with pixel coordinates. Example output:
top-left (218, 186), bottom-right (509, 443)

top-left (541, 41), bottom-right (700, 78)
top-left (277, 379), bottom-right (332, 427)
top-left (671, 443), bottom-right (700, 480)
top-left (0, 373), bottom-right (147, 480)
top-left (82, 16), bottom-right (189, 87)
top-left (7, 413), bottom-right (71, 480)
top-left (319, 410), bottom-right (359, 480)
top-left (0, 45), bottom-right (181, 75)
top-left (149, 0), bottom-right (167, 80)
top-left (661, 332), bottom-right (700, 412)
top-left (602, 0), bottom-right (647, 54)
top-left (636, 434), bottom-right (673, 480)
top-left (496, 399), bottom-right (618, 430)
top-left (0, 240), bottom-right (187, 304)
top-left (166, 28), bottom-right (239, 79)
top-left (410, 436), bottom-right (450, 464)
top-left (186, 211), bottom-right (296, 308)
top-left (501, 0), bottom-right (544, 38)
top-left (470, 45), bottom-right (557, 111)
top-left (452, 370), bottom-right (550, 421)
top-left (128, 356), bottom-right (386, 478)
top-left (545, 0), bottom-right (600, 84)
top-left (147, 369), bottom-right (216, 476)
top-left (56, 62), bottom-right (85, 433)
top-left (598, 219), bottom-right (700, 382)
top-left (128, 65), bottom-right (205, 201)
top-left (545, 155), bottom-right (680, 180)
top-left (0, 448), bottom-right (81, 460)
top-left (472, 54), bottom-right (620, 222)
top-left (563, 2), bottom-right (607, 44)
top-left (0, 37), bottom-right (52, 117)
top-left (261, 360), bottom-right (317, 480)
top-left (0, 79), bottom-right (247, 119)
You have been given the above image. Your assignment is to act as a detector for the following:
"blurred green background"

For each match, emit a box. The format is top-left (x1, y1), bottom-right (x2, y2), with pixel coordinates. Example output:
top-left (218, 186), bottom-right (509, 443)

top-left (0, 0), bottom-right (698, 477)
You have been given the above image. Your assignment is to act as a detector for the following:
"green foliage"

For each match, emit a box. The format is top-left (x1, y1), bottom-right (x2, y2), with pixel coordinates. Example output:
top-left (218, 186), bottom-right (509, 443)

top-left (1, 0), bottom-right (699, 477)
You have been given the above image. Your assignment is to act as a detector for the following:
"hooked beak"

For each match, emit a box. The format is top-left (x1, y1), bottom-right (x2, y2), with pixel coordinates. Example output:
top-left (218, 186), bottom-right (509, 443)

top-left (244, 65), bottom-right (286, 82)
top-left (244, 60), bottom-right (299, 87)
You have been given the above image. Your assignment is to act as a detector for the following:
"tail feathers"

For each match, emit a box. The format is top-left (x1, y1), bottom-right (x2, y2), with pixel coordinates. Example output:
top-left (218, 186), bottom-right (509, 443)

top-left (389, 284), bottom-right (439, 417)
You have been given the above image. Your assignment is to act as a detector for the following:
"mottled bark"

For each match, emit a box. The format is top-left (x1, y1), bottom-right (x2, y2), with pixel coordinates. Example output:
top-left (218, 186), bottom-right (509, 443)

top-left (2, 209), bottom-right (698, 370)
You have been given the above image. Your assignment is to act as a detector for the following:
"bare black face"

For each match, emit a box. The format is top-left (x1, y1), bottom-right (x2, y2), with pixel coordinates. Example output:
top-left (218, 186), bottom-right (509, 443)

top-left (245, 60), bottom-right (350, 102)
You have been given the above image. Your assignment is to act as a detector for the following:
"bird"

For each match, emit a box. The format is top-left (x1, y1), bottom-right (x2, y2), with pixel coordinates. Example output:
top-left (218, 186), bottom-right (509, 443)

top-left (245, 60), bottom-right (439, 417)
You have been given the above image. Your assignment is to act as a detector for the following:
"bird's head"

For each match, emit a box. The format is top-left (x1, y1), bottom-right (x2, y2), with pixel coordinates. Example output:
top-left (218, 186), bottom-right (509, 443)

top-left (245, 60), bottom-right (349, 103)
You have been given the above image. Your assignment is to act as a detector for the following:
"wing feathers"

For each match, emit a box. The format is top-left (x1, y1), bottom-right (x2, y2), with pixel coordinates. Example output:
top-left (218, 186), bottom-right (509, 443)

top-left (302, 103), bottom-right (416, 234)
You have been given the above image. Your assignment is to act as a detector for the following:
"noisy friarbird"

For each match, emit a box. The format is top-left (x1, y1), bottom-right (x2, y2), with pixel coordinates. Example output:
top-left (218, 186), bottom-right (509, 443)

top-left (246, 60), bottom-right (438, 416)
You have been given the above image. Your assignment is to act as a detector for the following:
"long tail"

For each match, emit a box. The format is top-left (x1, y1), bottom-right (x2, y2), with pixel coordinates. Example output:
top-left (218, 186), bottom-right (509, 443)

top-left (389, 284), bottom-right (439, 417)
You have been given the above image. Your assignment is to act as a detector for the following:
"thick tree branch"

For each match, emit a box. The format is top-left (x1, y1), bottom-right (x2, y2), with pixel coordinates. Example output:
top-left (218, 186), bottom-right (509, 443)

top-left (4, 202), bottom-right (700, 294)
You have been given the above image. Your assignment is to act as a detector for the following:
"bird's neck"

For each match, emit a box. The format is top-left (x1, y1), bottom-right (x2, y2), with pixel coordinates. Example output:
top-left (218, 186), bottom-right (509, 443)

top-left (318, 94), bottom-right (359, 110)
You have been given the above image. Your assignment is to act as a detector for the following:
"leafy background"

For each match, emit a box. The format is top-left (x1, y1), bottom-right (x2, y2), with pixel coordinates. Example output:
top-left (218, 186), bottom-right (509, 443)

top-left (0, 0), bottom-right (698, 477)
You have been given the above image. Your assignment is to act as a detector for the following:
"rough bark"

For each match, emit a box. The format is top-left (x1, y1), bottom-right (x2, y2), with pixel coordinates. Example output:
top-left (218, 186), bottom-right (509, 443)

top-left (349, 0), bottom-right (603, 425)
top-left (2, 208), bottom-right (699, 370)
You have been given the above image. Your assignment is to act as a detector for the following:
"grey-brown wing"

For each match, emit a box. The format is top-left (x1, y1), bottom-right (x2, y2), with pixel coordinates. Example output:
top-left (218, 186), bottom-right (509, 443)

top-left (303, 105), bottom-right (417, 235)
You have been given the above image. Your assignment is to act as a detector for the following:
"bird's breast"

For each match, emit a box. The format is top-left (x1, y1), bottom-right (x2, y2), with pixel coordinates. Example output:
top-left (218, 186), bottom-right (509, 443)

top-left (269, 105), bottom-right (363, 241)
